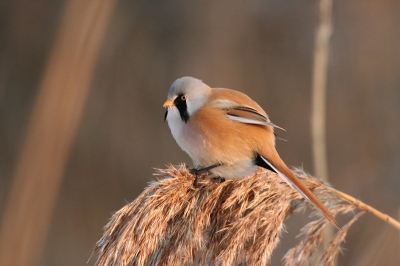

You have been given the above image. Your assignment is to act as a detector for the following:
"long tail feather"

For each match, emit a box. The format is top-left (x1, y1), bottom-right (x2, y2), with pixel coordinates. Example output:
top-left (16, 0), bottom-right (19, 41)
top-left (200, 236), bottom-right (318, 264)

top-left (259, 155), bottom-right (341, 230)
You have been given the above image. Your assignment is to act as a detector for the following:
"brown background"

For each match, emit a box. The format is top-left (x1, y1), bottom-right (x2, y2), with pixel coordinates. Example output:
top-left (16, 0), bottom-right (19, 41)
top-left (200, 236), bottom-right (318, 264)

top-left (1, 1), bottom-right (399, 265)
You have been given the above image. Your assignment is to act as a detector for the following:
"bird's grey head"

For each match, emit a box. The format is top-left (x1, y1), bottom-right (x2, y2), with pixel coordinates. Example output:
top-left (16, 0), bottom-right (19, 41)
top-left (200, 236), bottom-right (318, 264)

top-left (165, 77), bottom-right (211, 122)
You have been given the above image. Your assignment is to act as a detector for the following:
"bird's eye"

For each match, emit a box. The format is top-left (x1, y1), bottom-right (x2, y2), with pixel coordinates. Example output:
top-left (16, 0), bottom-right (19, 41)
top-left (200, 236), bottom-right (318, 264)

top-left (181, 95), bottom-right (187, 101)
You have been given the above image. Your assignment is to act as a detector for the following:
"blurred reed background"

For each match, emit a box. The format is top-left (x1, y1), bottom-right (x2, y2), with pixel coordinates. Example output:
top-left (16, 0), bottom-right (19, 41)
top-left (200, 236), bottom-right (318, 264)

top-left (0, 1), bottom-right (399, 265)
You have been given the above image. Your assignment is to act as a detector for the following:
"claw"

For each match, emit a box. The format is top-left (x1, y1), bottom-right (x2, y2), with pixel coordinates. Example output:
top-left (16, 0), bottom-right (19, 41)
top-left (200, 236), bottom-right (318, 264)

top-left (189, 163), bottom-right (223, 187)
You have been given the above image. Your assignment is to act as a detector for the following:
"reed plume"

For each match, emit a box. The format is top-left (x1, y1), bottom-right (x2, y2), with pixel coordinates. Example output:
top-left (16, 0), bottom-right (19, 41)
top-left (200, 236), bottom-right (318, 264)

top-left (92, 164), bottom-right (395, 266)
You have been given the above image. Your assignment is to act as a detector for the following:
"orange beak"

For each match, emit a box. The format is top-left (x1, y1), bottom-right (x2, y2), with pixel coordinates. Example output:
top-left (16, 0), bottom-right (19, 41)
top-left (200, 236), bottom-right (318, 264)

top-left (163, 99), bottom-right (174, 108)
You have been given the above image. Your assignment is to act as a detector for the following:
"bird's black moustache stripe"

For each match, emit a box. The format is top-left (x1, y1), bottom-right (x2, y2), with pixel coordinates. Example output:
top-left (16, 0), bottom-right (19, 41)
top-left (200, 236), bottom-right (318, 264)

top-left (174, 94), bottom-right (190, 123)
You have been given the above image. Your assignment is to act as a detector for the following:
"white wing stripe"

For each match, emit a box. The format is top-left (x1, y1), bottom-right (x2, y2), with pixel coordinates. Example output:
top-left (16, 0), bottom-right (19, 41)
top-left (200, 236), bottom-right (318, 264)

top-left (227, 115), bottom-right (285, 130)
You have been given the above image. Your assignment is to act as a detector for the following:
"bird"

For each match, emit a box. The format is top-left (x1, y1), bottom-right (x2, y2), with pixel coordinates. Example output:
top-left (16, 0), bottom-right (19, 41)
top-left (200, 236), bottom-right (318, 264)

top-left (163, 76), bottom-right (341, 230)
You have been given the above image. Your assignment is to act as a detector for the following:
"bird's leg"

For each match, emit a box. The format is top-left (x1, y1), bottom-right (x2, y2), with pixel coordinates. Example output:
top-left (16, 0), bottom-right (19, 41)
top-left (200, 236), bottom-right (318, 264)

top-left (193, 175), bottom-right (199, 187)
top-left (189, 163), bottom-right (223, 175)
top-left (189, 163), bottom-right (223, 186)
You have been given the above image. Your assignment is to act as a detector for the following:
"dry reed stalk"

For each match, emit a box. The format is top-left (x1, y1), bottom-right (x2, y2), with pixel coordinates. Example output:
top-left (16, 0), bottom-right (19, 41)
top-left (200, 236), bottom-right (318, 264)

top-left (0, 1), bottom-right (116, 265)
top-left (327, 188), bottom-right (400, 230)
top-left (91, 165), bottom-right (394, 266)
top-left (311, 0), bottom-right (335, 249)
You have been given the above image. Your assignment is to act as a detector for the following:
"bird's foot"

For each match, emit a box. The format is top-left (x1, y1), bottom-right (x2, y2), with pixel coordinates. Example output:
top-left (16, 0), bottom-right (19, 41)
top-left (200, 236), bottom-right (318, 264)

top-left (211, 176), bottom-right (225, 183)
top-left (189, 163), bottom-right (223, 187)
top-left (189, 168), bottom-right (203, 187)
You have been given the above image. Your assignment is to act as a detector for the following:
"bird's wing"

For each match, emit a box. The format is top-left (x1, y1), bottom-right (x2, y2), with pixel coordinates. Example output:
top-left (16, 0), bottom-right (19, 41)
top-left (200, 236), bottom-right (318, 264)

top-left (211, 99), bottom-right (285, 130)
